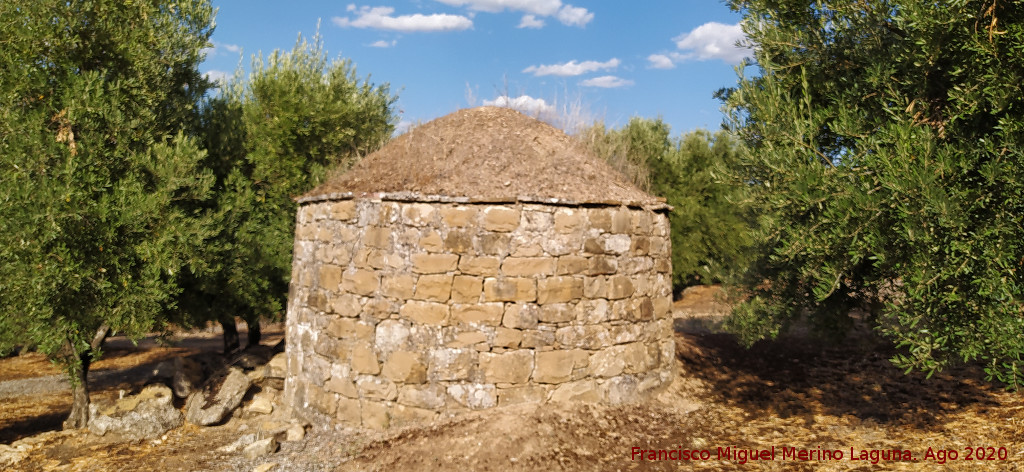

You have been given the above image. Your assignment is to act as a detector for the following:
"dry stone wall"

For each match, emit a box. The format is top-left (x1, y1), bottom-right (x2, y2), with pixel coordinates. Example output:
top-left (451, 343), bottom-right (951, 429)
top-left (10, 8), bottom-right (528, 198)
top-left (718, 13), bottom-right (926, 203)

top-left (283, 198), bottom-right (674, 429)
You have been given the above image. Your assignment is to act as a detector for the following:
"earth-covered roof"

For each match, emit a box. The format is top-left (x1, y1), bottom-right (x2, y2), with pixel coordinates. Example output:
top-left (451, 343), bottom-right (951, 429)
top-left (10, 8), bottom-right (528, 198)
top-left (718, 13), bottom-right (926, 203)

top-left (302, 106), bottom-right (667, 208)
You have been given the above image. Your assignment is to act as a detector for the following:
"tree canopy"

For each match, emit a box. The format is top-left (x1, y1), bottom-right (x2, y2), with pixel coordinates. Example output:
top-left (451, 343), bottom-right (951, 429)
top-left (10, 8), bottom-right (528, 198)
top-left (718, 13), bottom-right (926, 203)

top-left (0, 0), bottom-right (215, 427)
top-left (723, 0), bottom-right (1024, 386)
top-left (176, 34), bottom-right (397, 351)
top-left (582, 119), bottom-right (754, 291)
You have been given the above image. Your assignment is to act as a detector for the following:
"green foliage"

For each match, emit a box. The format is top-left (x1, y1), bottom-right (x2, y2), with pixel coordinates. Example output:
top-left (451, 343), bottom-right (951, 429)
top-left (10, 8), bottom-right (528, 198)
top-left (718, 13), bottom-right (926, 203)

top-left (723, 0), bottom-right (1024, 386)
top-left (0, 0), bottom-right (215, 422)
top-left (581, 119), bottom-right (754, 291)
top-left (178, 34), bottom-right (397, 329)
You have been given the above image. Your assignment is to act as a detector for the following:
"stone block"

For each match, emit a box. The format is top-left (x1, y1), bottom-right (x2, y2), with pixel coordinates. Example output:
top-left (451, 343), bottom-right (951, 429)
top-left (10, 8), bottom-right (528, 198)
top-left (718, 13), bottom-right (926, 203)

top-left (550, 380), bottom-right (601, 403)
top-left (350, 344), bottom-right (380, 375)
top-left (631, 211), bottom-right (653, 234)
top-left (483, 278), bottom-right (536, 302)
top-left (319, 265), bottom-right (342, 290)
top-left (589, 209), bottom-right (613, 232)
top-left (611, 209), bottom-right (632, 233)
top-left (451, 275), bottom-right (482, 303)
top-left (336, 397), bottom-right (362, 425)
top-left (441, 206), bottom-right (477, 227)
top-left (501, 303), bottom-right (539, 329)
top-left (364, 226), bottom-right (391, 249)
top-left (325, 375), bottom-right (358, 398)
top-left (542, 234), bottom-right (580, 256)
top-left (538, 303), bottom-right (575, 323)
top-left (391, 404), bottom-right (438, 426)
top-left (381, 274), bottom-right (416, 299)
top-left (576, 298), bottom-right (610, 324)
top-left (401, 203), bottom-right (435, 226)
top-left (399, 301), bottom-right (449, 325)
top-left (624, 297), bottom-right (654, 321)
top-left (446, 330), bottom-right (487, 348)
top-left (325, 245), bottom-right (353, 266)
top-left (361, 400), bottom-right (390, 430)
top-left (492, 327), bottom-right (523, 348)
top-left (342, 269), bottom-right (379, 296)
top-left (420, 231), bottom-right (444, 252)
top-left (362, 298), bottom-right (396, 322)
top-left (556, 255), bottom-right (589, 275)
top-left (413, 274), bottom-right (453, 302)
top-left (326, 317), bottom-right (375, 341)
top-left (555, 325), bottom-right (611, 350)
top-left (553, 208), bottom-right (585, 233)
top-left (397, 384), bottom-right (447, 410)
top-left (601, 375), bottom-right (640, 405)
top-left (604, 234), bottom-right (632, 255)
top-left (479, 350), bottom-right (534, 384)
top-left (498, 385), bottom-right (551, 406)
top-left (459, 256), bottom-right (500, 276)
top-left (375, 319), bottom-right (411, 355)
top-left (587, 256), bottom-right (617, 276)
top-left (501, 257), bottom-right (555, 277)
top-left (608, 275), bottom-right (635, 299)
top-left (589, 346), bottom-right (627, 377)
top-left (583, 238), bottom-right (605, 255)
top-left (482, 207), bottom-right (521, 232)
top-left (331, 200), bottom-right (357, 221)
top-left (533, 350), bottom-right (588, 384)
top-left (653, 296), bottom-right (671, 319)
top-left (537, 277), bottom-right (583, 304)
top-left (313, 335), bottom-right (344, 359)
top-left (610, 323), bottom-right (643, 345)
top-left (478, 233), bottom-right (511, 256)
top-left (428, 348), bottom-right (476, 381)
top-left (654, 257), bottom-right (671, 274)
top-left (630, 236), bottom-right (650, 255)
top-left (452, 303), bottom-right (504, 326)
top-left (447, 383), bottom-right (497, 410)
top-left (521, 328), bottom-right (555, 348)
top-left (411, 253), bottom-right (459, 274)
top-left (356, 376), bottom-right (398, 401)
top-left (444, 230), bottom-right (475, 253)
top-left (583, 277), bottom-right (607, 299)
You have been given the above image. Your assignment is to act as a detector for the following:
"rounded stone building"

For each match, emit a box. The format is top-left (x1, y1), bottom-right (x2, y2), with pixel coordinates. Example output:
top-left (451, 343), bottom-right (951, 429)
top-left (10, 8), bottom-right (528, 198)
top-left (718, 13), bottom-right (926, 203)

top-left (283, 107), bottom-right (674, 429)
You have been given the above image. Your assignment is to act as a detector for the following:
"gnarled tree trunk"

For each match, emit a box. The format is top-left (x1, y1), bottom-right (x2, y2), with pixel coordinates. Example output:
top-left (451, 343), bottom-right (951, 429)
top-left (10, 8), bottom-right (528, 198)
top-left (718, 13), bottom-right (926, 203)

top-left (62, 323), bottom-right (109, 430)
top-left (246, 316), bottom-right (261, 348)
top-left (221, 316), bottom-right (240, 354)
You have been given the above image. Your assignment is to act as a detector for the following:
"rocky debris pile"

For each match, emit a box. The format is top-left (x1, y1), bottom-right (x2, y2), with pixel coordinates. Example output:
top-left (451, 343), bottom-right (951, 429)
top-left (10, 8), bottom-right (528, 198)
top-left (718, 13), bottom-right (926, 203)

top-left (88, 384), bottom-right (183, 439)
top-left (82, 341), bottom-right (306, 461)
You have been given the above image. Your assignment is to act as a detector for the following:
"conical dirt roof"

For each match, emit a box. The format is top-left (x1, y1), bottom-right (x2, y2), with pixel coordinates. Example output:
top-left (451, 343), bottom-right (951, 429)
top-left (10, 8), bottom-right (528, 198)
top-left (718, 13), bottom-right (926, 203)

top-left (302, 106), bottom-right (666, 208)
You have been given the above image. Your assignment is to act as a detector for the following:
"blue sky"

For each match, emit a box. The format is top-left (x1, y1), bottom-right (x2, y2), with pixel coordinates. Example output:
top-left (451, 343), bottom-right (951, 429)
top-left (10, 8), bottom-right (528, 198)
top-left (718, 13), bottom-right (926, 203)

top-left (200, 1), bottom-right (749, 135)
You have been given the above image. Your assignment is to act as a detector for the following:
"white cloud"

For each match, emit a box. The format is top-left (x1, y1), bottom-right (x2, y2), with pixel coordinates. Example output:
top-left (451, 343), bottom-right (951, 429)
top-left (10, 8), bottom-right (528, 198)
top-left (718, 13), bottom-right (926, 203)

top-left (580, 75), bottom-right (633, 88)
top-left (523, 58), bottom-right (619, 77)
top-left (435, 0), bottom-right (561, 15)
top-left (484, 95), bottom-right (556, 119)
top-left (434, 0), bottom-right (591, 27)
top-left (369, 39), bottom-right (397, 48)
top-left (202, 41), bottom-right (242, 58)
top-left (555, 5), bottom-right (592, 27)
top-left (203, 70), bottom-right (230, 84)
top-left (647, 53), bottom-right (675, 70)
top-left (518, 14), bottom-right (545, 28)
top-left (333, 6), bottom-right (473, 32)
top-left (672, 22), bottom-right (750, 64)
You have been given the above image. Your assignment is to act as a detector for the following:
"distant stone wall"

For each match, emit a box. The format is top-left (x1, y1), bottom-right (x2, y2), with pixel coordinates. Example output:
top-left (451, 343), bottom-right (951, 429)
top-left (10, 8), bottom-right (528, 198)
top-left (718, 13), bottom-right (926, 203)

top-left (283, 198), bottom-right (674, 429)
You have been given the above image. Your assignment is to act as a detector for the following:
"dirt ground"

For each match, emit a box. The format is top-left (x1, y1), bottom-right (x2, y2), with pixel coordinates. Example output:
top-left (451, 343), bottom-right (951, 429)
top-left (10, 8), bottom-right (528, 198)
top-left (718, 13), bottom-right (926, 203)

top-left (3, 290), bottom-right (1024, 471)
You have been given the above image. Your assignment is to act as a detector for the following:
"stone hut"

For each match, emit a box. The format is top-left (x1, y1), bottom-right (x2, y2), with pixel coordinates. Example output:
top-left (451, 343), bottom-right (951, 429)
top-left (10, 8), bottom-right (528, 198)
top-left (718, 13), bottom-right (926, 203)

top-left (283, 107), bottom-right (674, 429)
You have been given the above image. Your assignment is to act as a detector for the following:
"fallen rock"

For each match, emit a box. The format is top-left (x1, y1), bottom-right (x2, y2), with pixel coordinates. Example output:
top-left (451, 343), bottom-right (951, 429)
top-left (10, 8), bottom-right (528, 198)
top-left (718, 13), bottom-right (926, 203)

top-left (242, 437), bottom-right (278, 460)
top-left (266, 352), bottom-right (287, 379)
top-left (185, 367), bottom-right (252, 426)
top-left (218, 433), bottom-right (257, 453)
top-left (285, 423), bottom-right (305, 442)
top-left (247, 391), bottom-right (275, 415)
top-left (89, 384), bottom-right (184, 440)
top-left (253, 462), bottom-right (278, 472)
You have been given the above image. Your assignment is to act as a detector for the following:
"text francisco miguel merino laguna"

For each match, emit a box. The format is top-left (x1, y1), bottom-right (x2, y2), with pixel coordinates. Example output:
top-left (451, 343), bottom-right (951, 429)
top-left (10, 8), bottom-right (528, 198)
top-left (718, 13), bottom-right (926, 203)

top-left (631, 446), bottom-right (951, 465)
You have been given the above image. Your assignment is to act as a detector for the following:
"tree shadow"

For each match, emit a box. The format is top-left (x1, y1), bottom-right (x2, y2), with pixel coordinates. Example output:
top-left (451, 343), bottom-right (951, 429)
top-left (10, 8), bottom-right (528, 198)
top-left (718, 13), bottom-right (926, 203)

top-left (675, 331), bottom-right (1004, 429)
